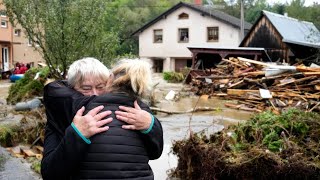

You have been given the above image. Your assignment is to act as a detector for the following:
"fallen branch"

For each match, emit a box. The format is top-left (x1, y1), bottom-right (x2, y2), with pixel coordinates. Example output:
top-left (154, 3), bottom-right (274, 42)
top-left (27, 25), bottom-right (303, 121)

top-left (150, 106), bottom-right (217, 114)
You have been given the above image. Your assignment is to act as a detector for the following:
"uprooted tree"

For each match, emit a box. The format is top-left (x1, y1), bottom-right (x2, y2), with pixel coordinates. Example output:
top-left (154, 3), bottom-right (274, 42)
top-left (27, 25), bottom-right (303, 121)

top-left (4, 0), bottom-right (120, 79)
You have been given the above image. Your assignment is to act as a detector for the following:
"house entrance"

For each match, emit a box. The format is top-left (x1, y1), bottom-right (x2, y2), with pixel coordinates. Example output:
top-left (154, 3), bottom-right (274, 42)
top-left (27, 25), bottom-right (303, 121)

top-left (2, 47), bottom-right (9, 71)
top-left (153, 59), bottom-right (163, 73)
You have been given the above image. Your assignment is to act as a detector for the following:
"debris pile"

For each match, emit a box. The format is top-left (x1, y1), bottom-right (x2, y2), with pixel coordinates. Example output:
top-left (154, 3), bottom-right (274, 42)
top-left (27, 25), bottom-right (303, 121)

top-left (188, 57), bottom-right (320, 113)
top-left (169, 109), bottom-right (320, 179)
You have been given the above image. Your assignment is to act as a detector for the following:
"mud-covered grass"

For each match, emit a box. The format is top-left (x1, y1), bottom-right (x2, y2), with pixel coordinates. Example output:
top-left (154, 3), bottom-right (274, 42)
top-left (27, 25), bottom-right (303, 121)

top-left (6, 67), bottom-right (49, 105)
top-left (0, 108), bottom-right (46, 147)
top-left (170, 108), bottom-right (320, 180)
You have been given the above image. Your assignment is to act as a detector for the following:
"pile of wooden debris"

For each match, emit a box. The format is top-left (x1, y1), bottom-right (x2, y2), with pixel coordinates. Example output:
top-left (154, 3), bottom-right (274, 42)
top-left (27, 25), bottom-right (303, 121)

top-left (188, 57), bottom-right (320, 113)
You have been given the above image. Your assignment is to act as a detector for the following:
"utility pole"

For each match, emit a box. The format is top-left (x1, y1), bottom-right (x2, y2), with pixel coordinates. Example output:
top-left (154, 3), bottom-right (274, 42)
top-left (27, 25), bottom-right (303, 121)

top-left (240, 0), bottom-right (244, 41)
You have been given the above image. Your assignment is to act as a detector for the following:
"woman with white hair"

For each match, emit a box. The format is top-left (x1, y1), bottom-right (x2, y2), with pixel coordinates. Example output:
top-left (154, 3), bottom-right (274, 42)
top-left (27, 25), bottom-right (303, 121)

top-left (73, 59), bottom-right (163, 179)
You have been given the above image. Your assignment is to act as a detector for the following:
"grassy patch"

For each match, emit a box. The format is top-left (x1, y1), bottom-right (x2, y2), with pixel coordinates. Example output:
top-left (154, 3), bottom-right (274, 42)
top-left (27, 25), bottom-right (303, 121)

top-left (163, 72), bottom-right (185, 83)
top-left (27, 157), bottom-right (41, 174)
top-left (6, 67), bottom-right (50, 105)
top-left (0, 125), bottom-right (14, 147)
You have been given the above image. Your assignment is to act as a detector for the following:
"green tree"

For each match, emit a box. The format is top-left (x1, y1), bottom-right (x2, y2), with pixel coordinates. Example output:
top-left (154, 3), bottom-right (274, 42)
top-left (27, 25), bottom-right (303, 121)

top-left (4, 0), bottom-right (120, 79)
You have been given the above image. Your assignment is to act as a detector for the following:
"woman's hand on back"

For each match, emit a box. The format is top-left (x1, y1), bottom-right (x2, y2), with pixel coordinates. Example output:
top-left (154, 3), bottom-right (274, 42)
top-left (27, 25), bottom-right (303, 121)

top-left (115, 101), bottom-right (151, 131)
top-left (73, 105), bottom-right (113, 138)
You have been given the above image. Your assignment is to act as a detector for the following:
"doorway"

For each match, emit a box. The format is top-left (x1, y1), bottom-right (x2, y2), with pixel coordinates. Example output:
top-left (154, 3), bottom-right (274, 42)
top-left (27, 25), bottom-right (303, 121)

top-left (2, 47), bottom-right (9, 71)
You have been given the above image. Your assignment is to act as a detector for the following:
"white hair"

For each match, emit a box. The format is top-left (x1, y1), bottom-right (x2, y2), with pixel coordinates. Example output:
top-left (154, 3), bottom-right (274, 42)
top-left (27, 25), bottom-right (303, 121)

top-left (67, 57), bottom-right (110, 87)
top-left (111, 58), bottom-right (152, 97)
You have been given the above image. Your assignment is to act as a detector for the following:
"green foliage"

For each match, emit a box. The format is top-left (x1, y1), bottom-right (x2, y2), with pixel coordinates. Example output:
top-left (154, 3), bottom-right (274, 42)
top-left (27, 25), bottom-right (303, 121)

top-left (4, 0), bottom-right (120, 78)
top-left (28, 157), bottom-right (41, 174)
top-left (0, 125), bottom-right (13, 147)
top-left (229, 109), bottom-right (316, 152)
top-left (163, 71), bottom-right (185, 83)
top-left (6, 67), bottom-right (49, 104)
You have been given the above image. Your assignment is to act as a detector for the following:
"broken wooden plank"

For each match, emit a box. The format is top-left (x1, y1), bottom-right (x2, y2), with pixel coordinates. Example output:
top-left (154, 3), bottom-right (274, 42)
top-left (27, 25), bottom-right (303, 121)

top-left (21, 149), bottom-right (37, 157)
top-left (302, 72), bottom-right (320, 76)
top-left (296, 66), bottom-right (320, 72)
top-left (227, 89), bottom-right (259, 96)
top-left (238, 57), bottom-right (297, 70)
top-left (239, 71), bottom-right (265, 76)
top-left (228, 80), bottom-right (245, 89)
top-left (222, 58), bottom-right (246, 68)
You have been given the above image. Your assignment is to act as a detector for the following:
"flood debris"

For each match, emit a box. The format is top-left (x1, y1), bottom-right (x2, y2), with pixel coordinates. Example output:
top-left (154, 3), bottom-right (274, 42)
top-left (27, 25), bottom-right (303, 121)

top-left (187, 57), bottom-right (320, 114)
top-left (169, 109), bottom-right (320, 180)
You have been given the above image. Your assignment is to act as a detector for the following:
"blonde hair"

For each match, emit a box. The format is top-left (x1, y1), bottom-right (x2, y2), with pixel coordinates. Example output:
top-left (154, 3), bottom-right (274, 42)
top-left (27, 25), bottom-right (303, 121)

top-left (67, 57), bottom-right (110, 87)
top-left (111, 59), bottom-right (152, 97)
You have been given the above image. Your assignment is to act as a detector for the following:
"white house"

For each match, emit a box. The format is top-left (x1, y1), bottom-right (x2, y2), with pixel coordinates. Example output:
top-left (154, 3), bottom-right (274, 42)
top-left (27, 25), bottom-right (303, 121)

top-left (132, 1), bottom-right (252, 72)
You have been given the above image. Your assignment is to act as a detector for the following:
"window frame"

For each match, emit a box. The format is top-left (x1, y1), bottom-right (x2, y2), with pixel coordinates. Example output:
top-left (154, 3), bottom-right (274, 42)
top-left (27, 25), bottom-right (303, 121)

top-left (178, 28), bottom-right (189, 43)
top-left (153, 29), bottom-right (163, 43)
top-left (28, 38), bottom-right (32, 46)
top-left (178, 13), bottom-right (189, 19)
top-left (1, 20), bottom-right (7, 28)
top-left (207, 27), bottom-right (219, 42)
top-left (14, 29), bottom-right (21, 36)
top-left (0, 10), bottom-right (6, 17)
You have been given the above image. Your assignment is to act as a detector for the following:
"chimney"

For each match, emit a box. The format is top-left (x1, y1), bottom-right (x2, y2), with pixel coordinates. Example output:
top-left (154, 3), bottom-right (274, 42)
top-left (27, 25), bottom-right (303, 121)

top-left (194, 0), bottom-right (202, 6)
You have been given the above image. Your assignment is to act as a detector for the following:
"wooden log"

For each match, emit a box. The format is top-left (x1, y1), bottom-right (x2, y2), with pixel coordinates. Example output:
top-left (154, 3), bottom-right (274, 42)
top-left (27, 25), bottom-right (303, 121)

top-left (272, 92), bottom-right (320, 99)
top-left (228, 80), bottom-right (245, 89)
top-left (227, 89), bottom-right (259, 96)
top-left (224, 103), bottom-right (241, 109)
top-left (222, 58), bottom-right (246, 68)
top-left (308, 102), bottom-right (320, 112)
top-left (296, 66), bottom-right (320, 72)
top-left (239, 71), bottom-right (265, 76)
top-left (150, 106), bottom-right (217, 114)
top-left (238, 57), bottom-right (296, 70)
top-left (302, 72), bottom-right (320, 76)
top-left (195, 75), bottom-right (238, 79)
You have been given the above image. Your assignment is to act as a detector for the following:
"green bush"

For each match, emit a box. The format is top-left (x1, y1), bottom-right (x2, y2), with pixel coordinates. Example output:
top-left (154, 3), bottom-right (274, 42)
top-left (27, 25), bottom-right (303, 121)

top-left (6, 67), bottom-right (50, 104)
top-left (162, 71), bottom-right (185, 83)
top-left (0, 125), bottom-right (13, 147)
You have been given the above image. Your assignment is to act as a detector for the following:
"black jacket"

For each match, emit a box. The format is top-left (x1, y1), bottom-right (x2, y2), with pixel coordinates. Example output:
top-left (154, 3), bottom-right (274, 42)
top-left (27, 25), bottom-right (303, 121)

top-left (41, 80), bottom-right (163, 180)
top-left (75, 93), bottom-right (163, 179)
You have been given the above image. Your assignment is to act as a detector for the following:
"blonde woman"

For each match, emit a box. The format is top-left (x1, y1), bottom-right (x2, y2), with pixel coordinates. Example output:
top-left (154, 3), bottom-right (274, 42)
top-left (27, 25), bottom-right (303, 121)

top-left (73, 59), bottom-right (163, 179)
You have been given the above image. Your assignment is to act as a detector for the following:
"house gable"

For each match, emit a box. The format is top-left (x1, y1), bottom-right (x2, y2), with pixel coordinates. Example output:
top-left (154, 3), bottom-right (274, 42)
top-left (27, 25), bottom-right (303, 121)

top-left (240, 10), bottom-right (320, 62)
top-left (132, 2), bottom-right (251, 36)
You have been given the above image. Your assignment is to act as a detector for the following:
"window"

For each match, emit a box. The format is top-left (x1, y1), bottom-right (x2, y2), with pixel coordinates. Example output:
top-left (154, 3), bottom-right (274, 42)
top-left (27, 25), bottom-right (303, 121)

top-left (207, 27), bottom-right (219, 41)
top-left (178, 28), bottom-right (189, 42)
top-left (0, 10), bottom-right (6, 17)
top-left (178, 13), bottom-right (189, 19)
top-left (14, 29), bottom-right (21, 36)
top-left (153, 29), bottom-right (163, 43)
top-left (1, 20), bottom-right (7, 28)
top-left (28, 38), bottom-right (32, 46)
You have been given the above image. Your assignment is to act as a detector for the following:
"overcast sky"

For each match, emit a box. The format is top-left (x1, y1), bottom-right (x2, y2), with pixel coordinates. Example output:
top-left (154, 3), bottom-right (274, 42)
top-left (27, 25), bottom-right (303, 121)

top-left (267, 0), bottom-right (320, 6)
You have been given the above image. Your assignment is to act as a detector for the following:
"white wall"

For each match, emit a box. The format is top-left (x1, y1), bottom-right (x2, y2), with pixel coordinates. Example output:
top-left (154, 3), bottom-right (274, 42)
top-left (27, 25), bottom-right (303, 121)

top-left (139, 6), bottom-right (241, 59)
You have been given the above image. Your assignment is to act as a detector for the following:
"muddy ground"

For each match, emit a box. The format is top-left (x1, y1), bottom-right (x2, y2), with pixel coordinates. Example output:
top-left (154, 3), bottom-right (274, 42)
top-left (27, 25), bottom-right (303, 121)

top-left (0, 74), bottom-right (254, 180)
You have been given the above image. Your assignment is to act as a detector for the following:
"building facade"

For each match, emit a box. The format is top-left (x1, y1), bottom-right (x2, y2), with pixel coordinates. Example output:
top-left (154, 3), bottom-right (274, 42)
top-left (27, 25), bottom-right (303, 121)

top-left (0, 0), bottom-right (43, 73)
top-left (133, 2), bottom-right (252, 72)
